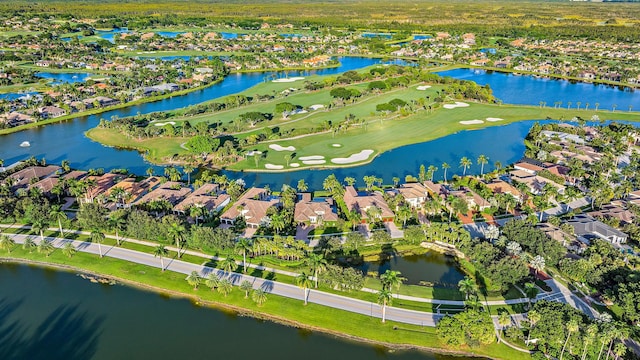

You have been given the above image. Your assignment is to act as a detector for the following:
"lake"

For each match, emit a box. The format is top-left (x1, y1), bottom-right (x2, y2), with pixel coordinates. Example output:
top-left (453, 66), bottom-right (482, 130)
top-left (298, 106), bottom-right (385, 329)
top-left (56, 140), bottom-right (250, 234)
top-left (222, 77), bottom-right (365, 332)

top-left (36, 72), bottom-right (92, 84)
top-left (359, 253), bottom-right (466, 287)
top-left (0, 264), bottom-right (475, 360)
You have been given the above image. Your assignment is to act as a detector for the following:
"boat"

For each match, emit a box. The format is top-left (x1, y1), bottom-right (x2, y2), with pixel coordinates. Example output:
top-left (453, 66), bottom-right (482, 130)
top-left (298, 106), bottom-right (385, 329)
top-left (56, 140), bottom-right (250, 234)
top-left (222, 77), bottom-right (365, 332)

top-left (19, 141), bottom-right (30, 147)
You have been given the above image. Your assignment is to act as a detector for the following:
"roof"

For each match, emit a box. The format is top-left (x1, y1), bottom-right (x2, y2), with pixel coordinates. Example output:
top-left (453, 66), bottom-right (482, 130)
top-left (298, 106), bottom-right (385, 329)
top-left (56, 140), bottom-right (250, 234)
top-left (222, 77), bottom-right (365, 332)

top-left (343, 186), bottom-right (395, 220)
top-left (485, 180), bottom-right (521, 197)
top-left (566, 214), bottom-right (628, 241)
top-left (105, 176), bottom-right (161, 203)
top-left (7, 165), bottom-right (61, 189)
top-left (85, 173), bottom-right (124, 199)
top-left (423, 181), bottom-right (449, 199)
top-left (397, 182), bottom-right (428, 200)
top-left (294, 196), bottom-right (338, 222)
top-left (28, 175), bottom-right (60, 193)
top-left (514, 162), bottom-right (543, 173)
top-left (174, 184), bottom-right (229, 213)
top-left (135, 181), bottom-right (192, 206)
top-left (221, 188), bottom-right (278, 225)
top-left (588, 204), bottom-right (635, 225)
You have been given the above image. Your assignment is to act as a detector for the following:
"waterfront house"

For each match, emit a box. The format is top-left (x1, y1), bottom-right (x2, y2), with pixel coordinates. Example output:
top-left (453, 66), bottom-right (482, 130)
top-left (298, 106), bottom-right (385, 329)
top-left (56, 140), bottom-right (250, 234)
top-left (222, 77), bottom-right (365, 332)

top-left (220, 188), bottom-right (280, 228)
top-left (105, 176), bottom-right (161, 208)
top-left (343, 186), bottom-right (394, 223)
top-left (449, 187), bottom-right (491, 211)
top-left (134, 181), bottom-right (192, 208)
top-left (294, 193), bottom-right (338, 226)
top-left (424, 180), bottom-right (449, 201)
top-left (6, 165), bottom-right (60, 191)
top-left (397, 182), bottom-right (429, 208)
top-left (173, 183), bottom-right (231, 218)
top-left (38, 106), bottom-right (66, 119)
top-left (485, 179), bottom-right (522, 201)
top-left (84, 173), bottom-right (125, 203)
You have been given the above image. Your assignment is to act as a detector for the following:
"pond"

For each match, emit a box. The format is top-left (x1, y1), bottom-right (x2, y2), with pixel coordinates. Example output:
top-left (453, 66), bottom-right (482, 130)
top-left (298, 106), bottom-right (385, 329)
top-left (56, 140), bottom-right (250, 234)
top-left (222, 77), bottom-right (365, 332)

top-left (36, 72), bottom-right (92, 84)
top-left (359, 252), bottom-right (466, 287)
top-left (0, 264), bottom-right (477, 360)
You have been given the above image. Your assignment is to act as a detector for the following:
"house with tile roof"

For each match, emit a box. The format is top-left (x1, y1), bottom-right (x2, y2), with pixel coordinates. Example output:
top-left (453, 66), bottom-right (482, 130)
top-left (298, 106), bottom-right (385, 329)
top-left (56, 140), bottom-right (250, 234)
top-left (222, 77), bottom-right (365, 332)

top-left (294, 193), bottom-right (338, 225)
top-left (343, 186), bottom-right (394, 223)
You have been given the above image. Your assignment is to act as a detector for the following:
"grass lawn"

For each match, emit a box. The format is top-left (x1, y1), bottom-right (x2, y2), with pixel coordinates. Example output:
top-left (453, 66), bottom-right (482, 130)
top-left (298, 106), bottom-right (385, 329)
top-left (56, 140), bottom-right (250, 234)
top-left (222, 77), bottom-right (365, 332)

top-left (85, 127), bottom-right (187, 161)
top-left (0, 248), bottom-right (528, 359)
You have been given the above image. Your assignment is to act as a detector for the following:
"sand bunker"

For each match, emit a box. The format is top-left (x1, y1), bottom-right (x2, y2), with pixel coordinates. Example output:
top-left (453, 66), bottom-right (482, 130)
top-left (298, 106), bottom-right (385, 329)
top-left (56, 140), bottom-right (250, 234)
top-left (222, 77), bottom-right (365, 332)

top-left (299, 155), bottom-right (325, 161)
top-left (272, 77), bottom-right (305, 83)
top-left (459, 120), bottom-right (484, 125)
top-left (246, 150), bottom-right (262, 156)
top-left (332, 144), bottom-right (342, 147)
top-left (289, 163), bottom-right (300, 167)
top-left (486, 117), bottom-right (504, 122)
top-left (269, 144), bottom-right (296, 151)
top-left (302, 160), bottom-right (326, 165)
top-left (309, 104), bottom-right (324, 110)
top-left (154, 121), bottom-right (176, 126)
top-left (443, 102), bottom-right (470, 109)
top-left (416, 85), bottom-right (432, 90)
top-left (265, 164), bottom-right (284, 170)
top-left (331, 150), bottom-right (374, 164)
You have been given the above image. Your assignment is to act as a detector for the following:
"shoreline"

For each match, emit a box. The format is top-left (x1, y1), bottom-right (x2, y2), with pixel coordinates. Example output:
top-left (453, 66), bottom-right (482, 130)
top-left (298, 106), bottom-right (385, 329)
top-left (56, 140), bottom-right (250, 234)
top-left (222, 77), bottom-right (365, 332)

top-left (0, 256), bottom-right (492, 359)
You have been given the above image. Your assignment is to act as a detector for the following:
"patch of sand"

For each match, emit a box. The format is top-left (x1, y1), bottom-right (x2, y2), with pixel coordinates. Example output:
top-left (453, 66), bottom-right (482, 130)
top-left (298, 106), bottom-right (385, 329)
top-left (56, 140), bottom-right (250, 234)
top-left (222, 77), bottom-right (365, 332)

top-left (443, 102), bottom-right (470, 109)
top-left (272, 77), bottom-right (305, 83)
top-left (331, 150), bottom-right (374, 164)
top-left (416, 85), bottom-right (432, 90)
top-left (299, 155), bottom-right (325, 161)
top-left (459, 120), bottom-right (484, 125)
top-left (302, 160), bottom-right (326, 165)
top-left (246, 150), bottom-right (262, 156)
top-left (332, 144), bottom-right (342, 147)
top-left (289, 163), bottom-right (300, 168)
top-left (486, 117), bottom-right (504, 122)
top-left (309, 104), bottom-right (324, 110)
top-left (269, 144), bottom-right (296, 151)
top-left (265, 163), bottom-right (284, 170)
top-left (153, 121), bottom-right (176, 126)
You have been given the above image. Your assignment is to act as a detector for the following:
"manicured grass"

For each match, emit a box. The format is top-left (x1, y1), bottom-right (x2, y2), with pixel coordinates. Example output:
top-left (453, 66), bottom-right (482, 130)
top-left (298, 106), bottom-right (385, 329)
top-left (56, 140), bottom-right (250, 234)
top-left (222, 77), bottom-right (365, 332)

top-left (365, 277), bottom-right (465, 301)
top-left (0, 248), bottom-right (528, 359)
top-left (85, 128), bottom-right (187, 161)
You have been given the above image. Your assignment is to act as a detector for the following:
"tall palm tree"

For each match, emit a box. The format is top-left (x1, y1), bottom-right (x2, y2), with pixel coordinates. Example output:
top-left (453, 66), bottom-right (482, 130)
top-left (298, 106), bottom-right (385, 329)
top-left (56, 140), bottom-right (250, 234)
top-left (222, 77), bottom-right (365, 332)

top-left (270, 213), bottom-right (285, 234)
top-left (50, 205), bottom-right (67, 238)
top-left (307, 253), bottom-right (327, 288)
top-left (427, 165), bottom-right (438, 182)
top-left (206, 273), bottom-right (220, 290)
top-left (377, 288), bottom-right (393, 323)
top-left (457, 276), bottom-right (477, 300)
top-left (397, 205), bottom-right (412, 228)
top-left (186, 271), bottom-right (201, 290)
top-left (296, 179), bottom-right (309, 193)
top-left (91, 229), bottom-right (106, 258)
top-left (109, 214), bottom-right (126, 246)
top-left (38, 239), bottom-right (55, 257)
top-left (0, 234), bottom-right (15, 253)
top-left (477, 154), bottom-right (489, 176)
top-left (31, 218), bottom-right (49, 243)
top-left (526, 310), bottom-right (541, 345)
top-left (235, 238), bottom-right (253, 273)
top-left (220, 256), bottom-right (238, 277)
top-left (189, 204), bottom-right (206, 225)
top-left (442, 162), bottom-right (450, 183)
top-left (62, 242), bottom-right (77, 258)
top-left (183, 164), bottom-right (194, 185)
top-left (217, 279), bottom-right (233, 297)
top-left (524, 282), bottom-right (539, 308)
top-left (459, 156), bottom-right (472, 176)
top-left (252, 288), bottom-right (268, 306)
top-left (240, 280), bottom-right (253, 298)
top-left (296, 272), bottom-right (313, 305)
top-left (530, 255), bottom-right (545, 276)
top-left (22, 237), bottom-right (36, 253)
top-left (560, 320), bottom-right (579, 360)
top-left (380, 270), bottom-right (403, 292)
top-left (153, 245), bottom-right (168, 271)
top-left (168, 222), bottom-right (186, 257)
top-left (582, 324), bottom-right (598, 360)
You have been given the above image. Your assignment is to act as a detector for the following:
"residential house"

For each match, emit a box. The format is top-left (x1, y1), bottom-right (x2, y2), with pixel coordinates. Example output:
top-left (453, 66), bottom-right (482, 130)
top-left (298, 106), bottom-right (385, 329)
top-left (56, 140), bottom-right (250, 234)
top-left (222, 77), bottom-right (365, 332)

top-left (134, 181), bottom-right (192, 208)
top-left (38, 106), bottom-right (66, 119)
top-left (173, 183), bottom-right (231, 217)
top-left (449, 187), bottom-right (491, 211)
top-left (566, 214), bottom-right (628, 245)
top-left (6, 165), bottom-right (60, 191)
top-left (343, 186), bottom-right (394, 223)
top-left (105, 176), bottom-right (161, 208)
top-left (294, 193), bottom-right (338, 225)
top-left (536, 223), bottom-right (586, 254)
top-left (485, 179), bottom-right (522, 201)
top-left (587, 204), bottom-right (635, 226)
top-left (84, 173), bottom-right (125, 202)
top-left (220, 188), bottom-right (280, 228)
top-left (424, 180), bottom-right (449, 201)
top-left (397, 182), bottom-right (429, 208)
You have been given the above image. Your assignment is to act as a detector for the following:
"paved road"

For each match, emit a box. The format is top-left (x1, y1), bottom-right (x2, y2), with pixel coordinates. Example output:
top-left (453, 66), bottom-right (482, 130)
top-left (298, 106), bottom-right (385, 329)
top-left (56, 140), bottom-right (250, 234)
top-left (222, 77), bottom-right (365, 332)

top-left (7, 233), bottom-right (444, 326)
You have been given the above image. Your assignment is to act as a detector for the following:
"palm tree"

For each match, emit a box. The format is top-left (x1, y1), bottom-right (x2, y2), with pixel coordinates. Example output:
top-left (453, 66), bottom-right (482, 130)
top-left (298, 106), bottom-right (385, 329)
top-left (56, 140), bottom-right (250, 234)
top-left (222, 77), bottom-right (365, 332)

top-left (0, 234), bottom-right (15, 253)
top-left (38, 239), bottom-right (55, 257)
top-left (168, 222), bottom-right (186, 257)
top-left (524, 282), bottom-right (539, 308)
top-left (240, 280), bottom-right (253, 298)
top-left (296, 179), bottom-right (309, 193)
top-left (477, 154), bottom-right (489, 176)
top-left (380, 270), bottom-right (403, 292)
top-left (235, 238), bottom-right (253, 273)
top-left (270, 213), bottom-right (285, 234)
top-left (560, 320), bottom-right (579, 360)
top-left (582, 324), bottom-right (598, 360)
top-left (307, 253), bottom-right (327, 288)
top-left (50, 205), bottom-right (67, 238)
top-left (427, 165), bottom-right (438, 181)
top-left (62, 242), bottom-right (77, 258)
top-left (109, 214), bottom-right (126, 246)
top-left (186, 271), bottom-right (201, 290)
top-left (22, 237), bottom-right (36, 253)
top-left (377, 288), bottom-right (393, 323)
top-left (296, 272), bottom-right (313, 305)
top-left (183, 164), bottom-right (194, 185)
top-left (459, 157), bottom-right (472, 176)
top-left (217, 279), bottom-right (233, 297)
top-left (442, 162), bottom-right (450, 183)
top-left (31, 218), bottom-right (48, 243)
top-left (530, 255), bottom-right (545, 276)
top-left (498, 312), bottom-right (511, 328)
top-left (200, 270), bottom-right (218, 290)
top-left (526, 310), bottom-right (541, 345)
top-left (220, 256), bottom-right (238, 277)
top-left (252, 288), bottom-right (268, 306)
top-left (457, 276), bottom-right (477, 300)
top-left (91, 229), bottom-right (105, 258)
top-left (153, 245), bottom-right (168, 271)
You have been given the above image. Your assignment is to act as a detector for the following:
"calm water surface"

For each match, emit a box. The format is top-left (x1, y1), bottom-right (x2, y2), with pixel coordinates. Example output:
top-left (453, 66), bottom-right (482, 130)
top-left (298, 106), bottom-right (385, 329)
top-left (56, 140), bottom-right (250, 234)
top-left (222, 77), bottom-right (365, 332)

top-left (360, 253), bottom-right (466, 287)
top-left (0, 264), bottom-right (475, 360)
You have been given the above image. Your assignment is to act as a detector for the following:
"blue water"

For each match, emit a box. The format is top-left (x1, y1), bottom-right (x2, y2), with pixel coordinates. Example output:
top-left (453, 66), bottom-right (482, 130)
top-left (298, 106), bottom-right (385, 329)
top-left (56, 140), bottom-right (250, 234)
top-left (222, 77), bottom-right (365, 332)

top-left (0, 92), bottom-right (38, 101)
top-left (36, 72), bottom-right (91, 84)
top-left (97, 28), bottom-right (130, 43)
top-left (438, 68), bottom-right (640, 111)
top-left (362, 32), bottom-right (392, 39)
top-left (479, 48), bottom-right (496, 55)
top-left (156, 31), bottom-right (184, 38)
top-left (413, 35), bottom-right (432, 40)
top-left (280, 33), bottom-right (303, 38)
top-left (220, 32), bottom-right (238, 39)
